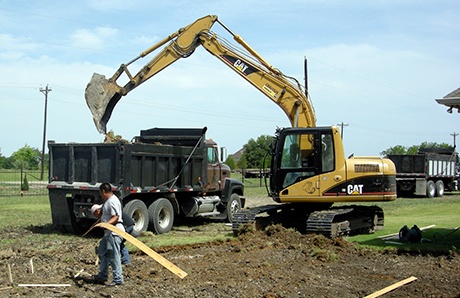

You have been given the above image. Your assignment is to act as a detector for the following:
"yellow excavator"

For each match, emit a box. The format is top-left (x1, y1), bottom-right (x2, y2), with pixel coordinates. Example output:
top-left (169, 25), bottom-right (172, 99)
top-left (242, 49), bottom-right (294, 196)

top-left (85, 15), bottom-right (396, 237)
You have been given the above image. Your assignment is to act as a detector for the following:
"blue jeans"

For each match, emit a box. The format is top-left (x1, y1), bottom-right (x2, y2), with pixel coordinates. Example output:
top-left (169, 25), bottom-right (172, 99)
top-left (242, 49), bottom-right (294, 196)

top-left (120, 225), bottom-right (133, 265)
top-left (97, 233), bottom-right (123, 284)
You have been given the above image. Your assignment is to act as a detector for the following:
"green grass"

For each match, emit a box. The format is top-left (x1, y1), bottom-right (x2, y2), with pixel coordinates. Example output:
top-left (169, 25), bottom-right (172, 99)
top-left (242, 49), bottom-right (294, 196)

top-left (0, 195), bottom-right (51, 228)
top-left (1, 187), bottom-right (459, 253)
top-left (345, 195), bottom-right (460, 252)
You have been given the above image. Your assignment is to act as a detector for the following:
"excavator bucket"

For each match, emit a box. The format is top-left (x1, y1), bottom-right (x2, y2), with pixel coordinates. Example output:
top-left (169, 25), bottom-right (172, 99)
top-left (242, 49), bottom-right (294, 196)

top-left (85, 73), bottom-right (122, 134)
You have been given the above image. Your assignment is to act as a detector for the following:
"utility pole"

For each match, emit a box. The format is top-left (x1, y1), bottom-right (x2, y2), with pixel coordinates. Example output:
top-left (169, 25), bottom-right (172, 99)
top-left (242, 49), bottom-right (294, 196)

top-left (337, 122), bottom-right (349, 139)
top-left (451, 132), bottom-right (458, 150)
top-left (39, 85), bottom-right (52, 180)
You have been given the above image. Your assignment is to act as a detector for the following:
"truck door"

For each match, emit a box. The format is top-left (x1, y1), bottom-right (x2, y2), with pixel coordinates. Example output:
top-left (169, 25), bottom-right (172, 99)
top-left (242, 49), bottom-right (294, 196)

top-left (206, 145), bottom-right (220, 191)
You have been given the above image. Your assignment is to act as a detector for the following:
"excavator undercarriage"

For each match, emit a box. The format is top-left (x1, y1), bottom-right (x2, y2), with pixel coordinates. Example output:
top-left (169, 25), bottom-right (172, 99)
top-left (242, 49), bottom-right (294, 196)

top-left (232, 204), bottom-right (384, 238)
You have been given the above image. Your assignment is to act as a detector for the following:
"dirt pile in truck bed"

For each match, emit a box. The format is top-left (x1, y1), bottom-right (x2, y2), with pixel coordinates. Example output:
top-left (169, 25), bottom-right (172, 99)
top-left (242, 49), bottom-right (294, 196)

top-left (0, 224), bottom-right (459, 297)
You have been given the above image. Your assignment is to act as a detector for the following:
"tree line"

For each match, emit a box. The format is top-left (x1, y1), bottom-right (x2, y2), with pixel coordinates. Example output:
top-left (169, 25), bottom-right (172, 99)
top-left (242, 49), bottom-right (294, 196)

top-left (1, 139), bottom-right (454, 171)
top-left (0, 145), bottom-right (47, 170)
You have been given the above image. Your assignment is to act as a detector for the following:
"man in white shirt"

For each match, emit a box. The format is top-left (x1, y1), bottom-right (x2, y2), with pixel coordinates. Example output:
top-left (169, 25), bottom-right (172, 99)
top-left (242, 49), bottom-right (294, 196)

top-left (92, 183), bottom-right (125, 286)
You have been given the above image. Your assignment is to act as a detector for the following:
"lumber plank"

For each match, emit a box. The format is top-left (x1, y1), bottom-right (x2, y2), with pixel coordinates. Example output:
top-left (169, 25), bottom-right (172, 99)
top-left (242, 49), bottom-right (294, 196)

top-left (363, 276), bottom-right (417, 298)
top-left (18, 284), bottom-right (71, 287)
top-left (95, 222), bottom-right (188, 279)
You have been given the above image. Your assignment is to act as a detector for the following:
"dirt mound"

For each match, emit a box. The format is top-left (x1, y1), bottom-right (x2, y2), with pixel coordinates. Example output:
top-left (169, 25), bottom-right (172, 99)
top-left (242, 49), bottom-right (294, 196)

top-left (0, 225), bottom-right (459, 297)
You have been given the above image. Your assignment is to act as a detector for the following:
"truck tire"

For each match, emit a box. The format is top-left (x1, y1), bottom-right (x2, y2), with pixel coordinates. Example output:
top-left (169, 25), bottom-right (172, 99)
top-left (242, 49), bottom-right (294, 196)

top-left (123, 199), bottom-right (149, 237)
top-left (226, 193), bottom-right (242, 223)
top-left (426, 180), bottom-right (436, 198)
top-left (148, 198), bottom-right (174, 234)
top-left (435, 180), bottom-right (445, 197)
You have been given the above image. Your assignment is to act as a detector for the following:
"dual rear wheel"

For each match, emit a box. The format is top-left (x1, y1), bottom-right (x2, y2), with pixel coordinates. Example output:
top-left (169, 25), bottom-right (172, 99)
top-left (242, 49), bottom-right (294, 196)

top-left (123, 194), bottom-right (242, 235)
top-left (426, 180), bottom-right (444, 198)
top-left (123, 198), bottom-right (174, 236)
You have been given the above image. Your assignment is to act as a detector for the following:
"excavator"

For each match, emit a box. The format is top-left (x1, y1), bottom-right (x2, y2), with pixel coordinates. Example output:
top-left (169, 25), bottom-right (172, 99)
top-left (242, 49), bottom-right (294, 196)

top-left (85, 15), bottom-right (397, 237)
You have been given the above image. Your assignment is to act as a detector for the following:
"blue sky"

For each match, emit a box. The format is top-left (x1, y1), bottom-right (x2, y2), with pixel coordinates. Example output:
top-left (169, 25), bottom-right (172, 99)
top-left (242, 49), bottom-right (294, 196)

top-left (0, 1), bottom-right (459, 158)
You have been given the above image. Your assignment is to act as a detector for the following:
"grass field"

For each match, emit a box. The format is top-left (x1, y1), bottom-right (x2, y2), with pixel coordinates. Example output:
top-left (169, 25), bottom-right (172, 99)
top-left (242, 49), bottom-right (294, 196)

top-left (0, 185), bottom-right (459, 252)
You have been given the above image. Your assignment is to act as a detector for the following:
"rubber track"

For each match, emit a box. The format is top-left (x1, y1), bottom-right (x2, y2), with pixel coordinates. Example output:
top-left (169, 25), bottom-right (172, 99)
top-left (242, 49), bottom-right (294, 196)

top-left (232, 205), bottom-right (280, 233)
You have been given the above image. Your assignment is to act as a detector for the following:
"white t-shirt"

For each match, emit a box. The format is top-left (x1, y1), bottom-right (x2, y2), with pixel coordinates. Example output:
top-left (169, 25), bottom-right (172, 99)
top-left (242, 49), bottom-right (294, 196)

top-left (101, 194), bottom-right (125, 236)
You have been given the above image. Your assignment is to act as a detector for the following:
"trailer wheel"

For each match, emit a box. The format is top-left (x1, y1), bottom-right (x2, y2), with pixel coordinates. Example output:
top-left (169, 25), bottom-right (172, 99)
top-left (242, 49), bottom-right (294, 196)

top-left (435, 180), bottom-right (445, 197)
top-left (226, 194), bottom-right (242, 223)
top-left (148, 198), bottom-right (174, 234)
top-left (123, 199), bottom-right (149, 237)
top-left (426, 180), bottom-right (436, 198)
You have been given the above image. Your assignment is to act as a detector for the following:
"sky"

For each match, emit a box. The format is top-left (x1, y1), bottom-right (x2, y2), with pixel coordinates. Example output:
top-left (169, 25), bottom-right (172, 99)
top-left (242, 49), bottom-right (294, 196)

top-left (0, 1), bottom-right (459, 159)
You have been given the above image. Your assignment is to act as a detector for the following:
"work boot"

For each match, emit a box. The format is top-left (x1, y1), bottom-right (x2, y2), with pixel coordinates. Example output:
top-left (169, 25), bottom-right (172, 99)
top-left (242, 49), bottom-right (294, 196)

top-left (91, 274), bottom-right (106, 285)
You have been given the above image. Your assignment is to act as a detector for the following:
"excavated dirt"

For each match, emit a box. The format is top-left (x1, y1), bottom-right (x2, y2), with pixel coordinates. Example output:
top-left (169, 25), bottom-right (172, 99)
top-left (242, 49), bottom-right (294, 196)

top-left (0, 222), bottom-right (459, 298)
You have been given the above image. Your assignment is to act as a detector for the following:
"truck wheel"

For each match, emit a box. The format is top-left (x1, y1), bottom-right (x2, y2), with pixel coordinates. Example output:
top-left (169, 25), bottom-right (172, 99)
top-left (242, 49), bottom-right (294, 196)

top-left (435, 180), bottom-right (445, 197)
top-left (148, 198), bottom-right (174, 234)
top-left (123, 199), bottom-right (149, 237)
top-left (226, 194), bottom-right (242, 223)
top-left (426, 180), bottom-right (436, 198)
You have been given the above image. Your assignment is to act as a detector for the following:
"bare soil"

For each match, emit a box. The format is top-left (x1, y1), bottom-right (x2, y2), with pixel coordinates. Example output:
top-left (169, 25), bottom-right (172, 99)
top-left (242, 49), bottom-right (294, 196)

top-left (0, 197), bottom-right (459, 297)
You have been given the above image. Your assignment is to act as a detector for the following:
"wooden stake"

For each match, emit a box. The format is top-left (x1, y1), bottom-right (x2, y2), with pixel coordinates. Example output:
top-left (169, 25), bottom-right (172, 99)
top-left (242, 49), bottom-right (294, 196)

top-left (18, 284), bottom-right (71, 287)
top-left (364, 276), bottom-right (417, 298)
top-left (94, 222), bottom-right (188, 279)
top-left (29, 258), bottom-right (34, 274)
top-left (7, 264), bottom-right (13, 285)
top-left (73, 269), bottom-right (85, 278)
top-left (0, 286), bottom-right (13, 291)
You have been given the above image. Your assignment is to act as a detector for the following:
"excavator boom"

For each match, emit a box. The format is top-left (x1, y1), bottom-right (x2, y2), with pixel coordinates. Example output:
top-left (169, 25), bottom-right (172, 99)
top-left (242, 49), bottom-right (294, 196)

top-left (85, 15), bottom-right (315, 134)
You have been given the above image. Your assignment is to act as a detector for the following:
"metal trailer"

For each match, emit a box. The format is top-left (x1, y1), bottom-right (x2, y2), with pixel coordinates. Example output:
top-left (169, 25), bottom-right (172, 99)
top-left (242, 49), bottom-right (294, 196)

top-left (47, 127), bottom-right (244, 235)
top-left (387, 152), bottom-right (458, 198)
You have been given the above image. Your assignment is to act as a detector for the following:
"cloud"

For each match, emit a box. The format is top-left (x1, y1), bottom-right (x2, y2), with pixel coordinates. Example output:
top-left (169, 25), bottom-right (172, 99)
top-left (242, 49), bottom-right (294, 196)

top-left (70, 27), bottom-right (118, 50)
top-left (0, 34), bottom-right (39, 60)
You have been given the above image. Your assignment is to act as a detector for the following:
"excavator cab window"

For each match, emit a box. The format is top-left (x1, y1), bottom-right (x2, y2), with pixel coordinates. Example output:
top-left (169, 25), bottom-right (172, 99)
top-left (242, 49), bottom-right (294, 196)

top-left (279, 133), bottom-right (316, 188)
top-left (321, 133), bottom-right (334, 173)
top-left (274, 129), bottom-right (336, 190)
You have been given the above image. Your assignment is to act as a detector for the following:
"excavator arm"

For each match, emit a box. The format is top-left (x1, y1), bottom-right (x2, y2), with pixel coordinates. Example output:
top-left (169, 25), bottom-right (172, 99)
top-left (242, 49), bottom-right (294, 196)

top-left (85, 15), bottom-right (315, 133)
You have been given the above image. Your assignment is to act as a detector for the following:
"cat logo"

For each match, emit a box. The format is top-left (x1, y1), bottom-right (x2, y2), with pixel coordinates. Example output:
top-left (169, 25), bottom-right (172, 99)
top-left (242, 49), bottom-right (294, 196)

top-left (220, 54), bottom-right (257, 76)
top-left (234, 59), bottom-right (249, 73)
top-left (347, 184), bottom-right (363, 195)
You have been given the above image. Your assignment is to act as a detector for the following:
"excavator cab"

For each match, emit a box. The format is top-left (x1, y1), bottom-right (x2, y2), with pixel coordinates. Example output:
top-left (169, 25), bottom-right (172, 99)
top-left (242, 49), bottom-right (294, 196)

top-left (270, 127), bottom-right (337, 201)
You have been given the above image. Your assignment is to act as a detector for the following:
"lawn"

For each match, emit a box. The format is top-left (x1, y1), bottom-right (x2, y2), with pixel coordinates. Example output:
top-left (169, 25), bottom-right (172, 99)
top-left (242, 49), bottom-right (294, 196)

top-left (0, 188), bottom-right (459, 253)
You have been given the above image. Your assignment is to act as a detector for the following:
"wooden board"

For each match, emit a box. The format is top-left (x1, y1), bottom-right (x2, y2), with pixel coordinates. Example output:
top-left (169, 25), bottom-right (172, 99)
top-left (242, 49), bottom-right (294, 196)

top-left (95, 222), bottom-right (188, 279)
top-left (364, 276), bottom-right (417, 298)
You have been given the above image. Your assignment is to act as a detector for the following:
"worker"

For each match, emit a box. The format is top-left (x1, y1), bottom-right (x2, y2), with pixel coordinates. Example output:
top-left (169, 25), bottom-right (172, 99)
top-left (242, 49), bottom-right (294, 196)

top-left (92, 183), bottom-right (124, 286)
top-left (90, 204), bottom-right (134, 266)
top-left (120, 212), bottom-right (134, 265)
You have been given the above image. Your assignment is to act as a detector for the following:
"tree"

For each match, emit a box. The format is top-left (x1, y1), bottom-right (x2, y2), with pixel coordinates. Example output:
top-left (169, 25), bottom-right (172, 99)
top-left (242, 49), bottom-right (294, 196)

top-left (0, 148), bottom-right (4, 168)
top-left (241, 135), bottom-right (273, 168)
top-left (237, 155), bottom-right (247, 169)
top-left (380, 145), bottom-right (406, 156)
top-left (224, 156), bottom-right (236, 170)
top-left (380, 142), bottom-right (454, 157)
top-left (11, 145), bottom-right (42, 170)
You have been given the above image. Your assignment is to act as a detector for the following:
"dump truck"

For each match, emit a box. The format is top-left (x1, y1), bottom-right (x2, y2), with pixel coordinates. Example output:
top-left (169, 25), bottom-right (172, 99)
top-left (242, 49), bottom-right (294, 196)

top-left (387, 150), bottom-right (458, 198)
top-left (47, 127), bottom-right (244, 236)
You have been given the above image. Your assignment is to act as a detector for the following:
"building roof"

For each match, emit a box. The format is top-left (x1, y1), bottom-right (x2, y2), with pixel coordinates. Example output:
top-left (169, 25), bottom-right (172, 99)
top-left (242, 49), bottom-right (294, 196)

top-left (436, 87), bottom-right (460, 113)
